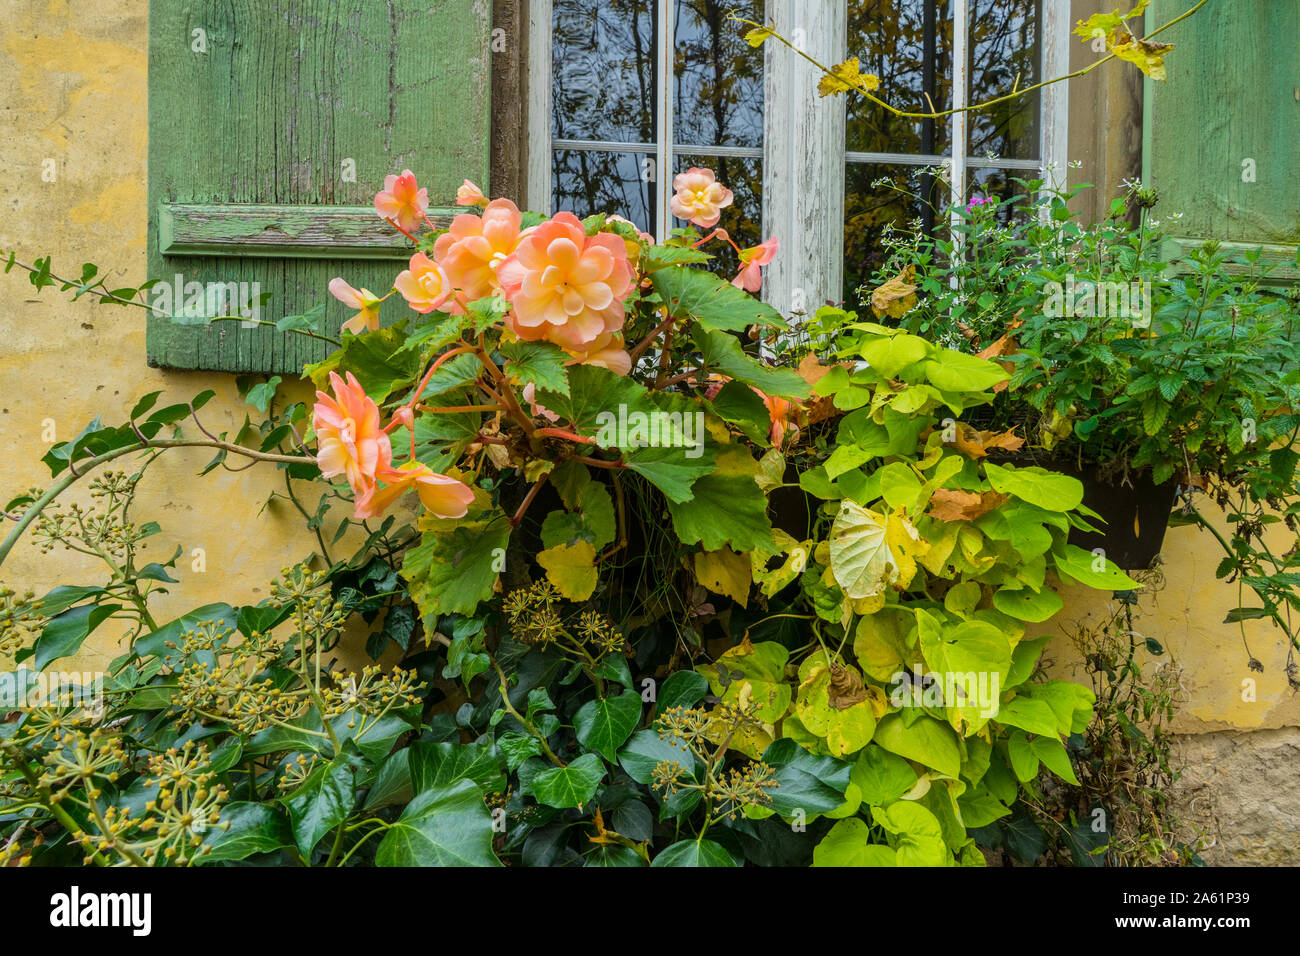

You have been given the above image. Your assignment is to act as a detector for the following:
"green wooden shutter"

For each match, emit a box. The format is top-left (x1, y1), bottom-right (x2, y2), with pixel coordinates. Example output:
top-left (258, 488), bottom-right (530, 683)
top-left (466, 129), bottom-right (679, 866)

top-left (147, 0), bottom-right (491, 374)
top-left (1143, 0), bottom-right (1300, 281)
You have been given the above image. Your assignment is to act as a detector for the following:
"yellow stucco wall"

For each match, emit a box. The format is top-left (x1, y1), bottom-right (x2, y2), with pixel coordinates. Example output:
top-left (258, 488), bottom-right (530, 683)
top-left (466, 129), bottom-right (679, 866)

top-left (1, 0), bottom-right (1295, 734)
top-left (0, 0), bottom-right (361, 675)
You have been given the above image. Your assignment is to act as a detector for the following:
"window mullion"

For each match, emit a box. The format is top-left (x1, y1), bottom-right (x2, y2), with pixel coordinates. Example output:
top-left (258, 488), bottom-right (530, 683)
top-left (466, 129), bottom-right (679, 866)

top-left (949, 0), bottom-right (969, 235)
top-left (1040, 0), bottom-right (1071, 193)
top-left (762, 0), bottom-right (847, 322)
top-left (655, 0), bottom-right (676, 242)
top-left (526, 0), bottom-right (553, 213)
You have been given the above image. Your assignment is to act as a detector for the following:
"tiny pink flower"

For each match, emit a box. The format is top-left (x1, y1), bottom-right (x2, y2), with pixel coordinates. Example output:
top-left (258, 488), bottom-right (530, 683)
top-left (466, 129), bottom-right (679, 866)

top-left (521, 382), bottom-right (560, 423)
top-left (374, 170), bottom-right (429, 233)
top-left (671, 167), bottom-right (734, 228)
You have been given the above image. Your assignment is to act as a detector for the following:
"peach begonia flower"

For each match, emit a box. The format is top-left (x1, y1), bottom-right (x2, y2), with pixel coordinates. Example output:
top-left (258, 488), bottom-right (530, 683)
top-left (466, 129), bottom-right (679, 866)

top-left (394, 252), bottom-right (455, 314)
top-left (564, 332), bottom-right (632, 376)
top-left (521, 382), bottom-right (560, 423)
top-left (355, 461), bottom-right (475, 521)
top-left (329, 278), bottom-right (385, 335)
top-left (433, 198), bottom-right (526, 304)
top-left (374, 170), bottom-right (429, 233)
top-left (691, 374), bottom-right (795, 443)
top-left (670, 167), bottom-right (734, 228)
top-left (732, 236), bottom-right (780, 293)
top-left (313, 371), bottom-right (392, 504)
top-left (759, 390), bottom-right (797, 449)
top-left (456, 179), bottom-right (489, 207)
top-left (497, 211), bottom-right (635, 352)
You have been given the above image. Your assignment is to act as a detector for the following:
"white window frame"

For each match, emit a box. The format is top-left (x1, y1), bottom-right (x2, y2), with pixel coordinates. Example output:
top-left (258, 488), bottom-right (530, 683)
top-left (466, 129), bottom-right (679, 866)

top-left (528, 0), bottom-right (1069, 314)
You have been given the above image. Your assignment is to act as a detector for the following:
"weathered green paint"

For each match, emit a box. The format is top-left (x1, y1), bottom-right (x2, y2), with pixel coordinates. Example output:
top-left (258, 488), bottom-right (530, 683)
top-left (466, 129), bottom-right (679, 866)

top-left (1143, 0), bottom-right (1300, 280)
top-left (159, 203), bottom-right (456, 259)
top-left (147, 0), bottom-right (492, 374)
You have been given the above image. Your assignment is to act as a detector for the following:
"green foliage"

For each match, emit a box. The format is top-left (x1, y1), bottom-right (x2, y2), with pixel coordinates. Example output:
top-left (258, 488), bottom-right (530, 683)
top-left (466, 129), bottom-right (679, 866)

top-left (5, 166), bottom-right (1288, 870)
top-left (835, 179), bottom-right (1300, 676)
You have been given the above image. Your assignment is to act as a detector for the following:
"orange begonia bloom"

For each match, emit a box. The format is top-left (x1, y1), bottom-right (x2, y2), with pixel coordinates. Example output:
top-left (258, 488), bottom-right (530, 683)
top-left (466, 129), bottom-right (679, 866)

top-left (328, 278), bottom-right (384, 335)
top-left (394, 252), bottom-right (455, 314)
top-left (433, 199), bottom-right (526, 304)
top-left (564, 332), bottom-right (633, 376)
top-left (313, 371), bottom-right (393, 505)
top-left (374, 170), bottom-right (428, 234)
top-left (762, 392), bottom-right (797, 449)
top-left (733, 236), bottom-right (780, 293)
top-left (456, 179), bottom-right (489, 207)
top-left (497, 212), bottom-right (635, 352)
top-left (670, 167), bottom-right (734, 228)
top-left (355, 461), bottom-right (475, 521)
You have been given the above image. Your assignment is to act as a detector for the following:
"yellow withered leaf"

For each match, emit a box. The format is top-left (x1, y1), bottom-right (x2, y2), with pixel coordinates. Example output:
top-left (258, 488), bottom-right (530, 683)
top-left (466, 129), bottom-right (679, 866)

top-left (950, 423), bottom-right (1025, 460)
top-left (694, 548), bottom-right (752, 608)
top-left (818, 57), bottom-right (881, 97)
top-left (1073, 3), bottom-right (1172, 81)
top-left (538, 540), bottom-right (598, 601)
top-left (1111, 37), bottom-right (1174, 81)
top-left (1073, 0), bottom-right (1149, 42)
top-left (870, 265), bottom-right (918, 319)
top-left (928, 489), bottom-right (1009, 522)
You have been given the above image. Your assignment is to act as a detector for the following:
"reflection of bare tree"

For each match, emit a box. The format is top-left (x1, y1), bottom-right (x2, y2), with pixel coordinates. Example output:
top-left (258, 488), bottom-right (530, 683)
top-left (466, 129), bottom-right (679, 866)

top-left (674, 0), bottom-right (764, 147)
top-left (553, 150), bottom-right (654, 229)
top-left (552, 1), bottom-right (657, 229)
top-left (551, 0), bottom-right (765, 275)
top-left (969, 0), bottom-right (1039, 159)
top-left (553, 0), bottom-right (654, 142)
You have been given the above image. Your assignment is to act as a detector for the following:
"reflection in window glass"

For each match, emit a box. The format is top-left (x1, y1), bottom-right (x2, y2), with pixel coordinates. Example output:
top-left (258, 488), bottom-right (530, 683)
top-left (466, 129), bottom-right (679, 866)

top-left (552, 0), bottom-right (656, 143)
top-left (969, 0), bottom-right (1040, 161)
top-left (553, 149), bottom-right (655, 233)
top-left (674, 153), bottom-right (763, 276)
top-left (846, 0), bottom-right (952, 156)
top-left (968, 166), bottom-right (1037, 219)
top-left (673, 0), bottom-right (765, 148)
top-left (844, 162), bottom-right (948, 311)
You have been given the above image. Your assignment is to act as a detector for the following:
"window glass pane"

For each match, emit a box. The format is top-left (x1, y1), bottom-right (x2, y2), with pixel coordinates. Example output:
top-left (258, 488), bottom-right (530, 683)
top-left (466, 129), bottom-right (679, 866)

top-left (553, 149), bottom-right (656, 234)
top-left (552, 0), bottom-right (657, 143)
top-left (844, 162), bottom-right (948, 311)
top-left (673, 0), bottom-right (765, 148)
top-left (673, 154), bottom-right (763, 278)
top-left (968, 0), bottom-right (1040, 161)
top-left (968, 166), bottom-right (1037, 216)
top-left (846, 0), bottom-right (953, 156)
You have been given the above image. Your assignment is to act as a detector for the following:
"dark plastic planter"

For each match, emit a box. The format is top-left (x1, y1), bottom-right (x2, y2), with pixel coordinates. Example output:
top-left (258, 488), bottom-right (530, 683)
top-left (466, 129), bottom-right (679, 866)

top-left (1054, 461), bottom-right (1178, 570)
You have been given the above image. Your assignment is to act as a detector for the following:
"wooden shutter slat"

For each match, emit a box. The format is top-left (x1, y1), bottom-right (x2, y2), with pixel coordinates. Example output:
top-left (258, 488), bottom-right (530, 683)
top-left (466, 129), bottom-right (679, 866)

top-left (158, 203), bottom-right (455, 259)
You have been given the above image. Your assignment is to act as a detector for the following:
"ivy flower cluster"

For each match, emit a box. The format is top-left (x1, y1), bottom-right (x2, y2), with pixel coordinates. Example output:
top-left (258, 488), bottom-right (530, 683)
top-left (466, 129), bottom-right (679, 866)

top-left (170, 569), bottom-right (425, 737)
top-left (30, 471), bottom-right (150, 559)
top-left (0, 583), bottom-right (44, 655)
top-left (651, 703), bottom-right (778, 821)
top-left (503, 581), bottom-right (627, 664)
